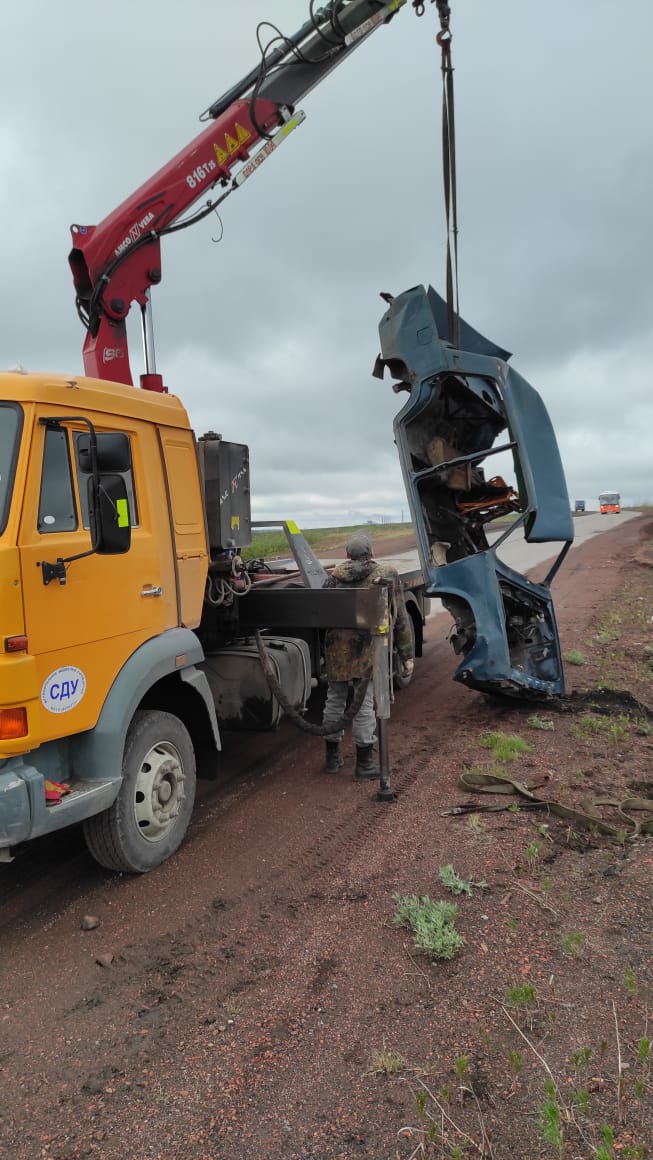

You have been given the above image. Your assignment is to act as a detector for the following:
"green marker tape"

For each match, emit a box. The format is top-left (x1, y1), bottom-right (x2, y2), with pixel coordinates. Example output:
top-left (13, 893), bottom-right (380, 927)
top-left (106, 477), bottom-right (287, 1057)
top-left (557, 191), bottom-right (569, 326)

top-left (116, 498), bottom-right (129, 528)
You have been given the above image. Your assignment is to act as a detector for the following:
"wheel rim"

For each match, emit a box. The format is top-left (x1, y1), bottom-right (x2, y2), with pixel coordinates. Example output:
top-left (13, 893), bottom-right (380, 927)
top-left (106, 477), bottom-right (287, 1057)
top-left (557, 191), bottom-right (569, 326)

top-left (133, 740), bottom-right (186, 843)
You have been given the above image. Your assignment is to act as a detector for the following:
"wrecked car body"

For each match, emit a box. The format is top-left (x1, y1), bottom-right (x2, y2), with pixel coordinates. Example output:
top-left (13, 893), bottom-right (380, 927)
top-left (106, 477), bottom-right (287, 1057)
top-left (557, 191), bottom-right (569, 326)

top-left (375, 285), bottom-right (573, 699)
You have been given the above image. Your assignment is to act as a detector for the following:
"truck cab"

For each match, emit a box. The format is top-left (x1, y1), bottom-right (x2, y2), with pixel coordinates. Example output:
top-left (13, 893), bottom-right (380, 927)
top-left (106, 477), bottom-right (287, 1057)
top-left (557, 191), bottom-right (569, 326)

top-left (0, 372), bottom-right (400, 873)
top-left (0, 373), bottom-right (221, 869)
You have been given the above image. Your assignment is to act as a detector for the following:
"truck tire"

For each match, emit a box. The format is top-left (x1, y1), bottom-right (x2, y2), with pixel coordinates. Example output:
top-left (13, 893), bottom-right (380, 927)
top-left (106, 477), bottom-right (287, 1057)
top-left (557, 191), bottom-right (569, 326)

top-left (392, 613), bottom-right (417, 691)
top-left (83, 710), bottom-right (197, 874)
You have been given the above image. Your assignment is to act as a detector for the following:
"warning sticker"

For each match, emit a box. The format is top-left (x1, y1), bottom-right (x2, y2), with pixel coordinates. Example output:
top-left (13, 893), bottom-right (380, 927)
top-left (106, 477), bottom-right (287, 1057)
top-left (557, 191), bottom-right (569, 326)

top-left (41, 666), bottom-right (87, 714)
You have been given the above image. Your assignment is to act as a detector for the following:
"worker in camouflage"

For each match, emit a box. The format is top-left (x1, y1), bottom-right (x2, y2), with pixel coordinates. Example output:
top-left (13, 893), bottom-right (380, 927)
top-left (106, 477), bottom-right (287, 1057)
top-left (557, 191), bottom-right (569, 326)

top-left (321, 530), bottom-right (414, 780)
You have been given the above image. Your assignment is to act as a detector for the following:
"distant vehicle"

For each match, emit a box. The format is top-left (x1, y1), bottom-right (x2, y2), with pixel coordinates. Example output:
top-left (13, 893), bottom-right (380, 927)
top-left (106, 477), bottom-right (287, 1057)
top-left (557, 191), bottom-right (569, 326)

top-left (599, 492), bottom-right (621, 514)
top-left (574, 500), bottom-right (586, 512)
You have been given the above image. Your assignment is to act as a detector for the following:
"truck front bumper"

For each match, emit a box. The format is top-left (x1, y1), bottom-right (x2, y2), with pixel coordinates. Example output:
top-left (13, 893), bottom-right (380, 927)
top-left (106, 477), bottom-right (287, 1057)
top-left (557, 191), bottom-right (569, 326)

top-left (0, 758), bottom-right (39, 846)
top-left (0, 754), bottom-right (120, 852)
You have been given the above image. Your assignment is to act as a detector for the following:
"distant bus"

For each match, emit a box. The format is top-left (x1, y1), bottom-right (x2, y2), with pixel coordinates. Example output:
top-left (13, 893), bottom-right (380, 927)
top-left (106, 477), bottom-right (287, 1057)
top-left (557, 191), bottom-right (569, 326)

top-left (599, 492), bottom-right (621, 514)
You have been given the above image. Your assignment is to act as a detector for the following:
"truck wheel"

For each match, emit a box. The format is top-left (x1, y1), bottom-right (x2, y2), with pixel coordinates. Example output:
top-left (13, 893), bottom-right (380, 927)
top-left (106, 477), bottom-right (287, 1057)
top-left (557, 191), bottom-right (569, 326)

top-left (83, 710), bottom-right (196, 874)
top-left (392, 614), bottom-right (417, 691)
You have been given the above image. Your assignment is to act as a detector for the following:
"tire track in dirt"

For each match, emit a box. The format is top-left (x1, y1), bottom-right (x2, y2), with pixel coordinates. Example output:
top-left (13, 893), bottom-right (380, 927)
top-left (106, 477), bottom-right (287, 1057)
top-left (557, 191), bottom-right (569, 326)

top-left (23, 704), bottom-right (459, 1123)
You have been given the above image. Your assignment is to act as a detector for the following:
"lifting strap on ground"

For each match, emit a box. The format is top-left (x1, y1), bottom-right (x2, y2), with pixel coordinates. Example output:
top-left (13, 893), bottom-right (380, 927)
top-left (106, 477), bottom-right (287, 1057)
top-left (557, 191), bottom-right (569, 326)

top-left (443, 770), bottom-right (653, 841)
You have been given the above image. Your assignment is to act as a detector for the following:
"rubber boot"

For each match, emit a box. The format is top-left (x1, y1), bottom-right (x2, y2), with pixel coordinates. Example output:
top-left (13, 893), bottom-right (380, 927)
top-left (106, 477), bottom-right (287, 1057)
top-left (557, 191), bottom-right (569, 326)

top-left (354, 744), bottom-right (379, 781)
top-left (325, 740), bottom-right (344, 773)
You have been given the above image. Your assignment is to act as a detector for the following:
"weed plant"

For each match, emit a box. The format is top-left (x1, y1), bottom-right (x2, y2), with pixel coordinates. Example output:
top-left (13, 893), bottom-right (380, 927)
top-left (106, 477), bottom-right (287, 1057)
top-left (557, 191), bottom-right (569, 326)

top-left (573, 714), bottom-right (629, 745)
top-left (560, 930), bottom-right (584, 956)
top-left (370, 1042), bottom-right (406, 1075)
top-left (438, 864), bottom-right (472, 895)
top-left (437, 864), bottom-right (486, 896)
top-left (524, 840), bottom-right (542, 874)
top-left (526, 714), bottom-right (555, 731)
top-left (564, 649), bottom-right (586, 666)
top-left (479, 731), bottom-right (532, 762)
top-left (392, 894), bottom-right (463, 961)
top-left (506, 982), bottom-right (537, 1010)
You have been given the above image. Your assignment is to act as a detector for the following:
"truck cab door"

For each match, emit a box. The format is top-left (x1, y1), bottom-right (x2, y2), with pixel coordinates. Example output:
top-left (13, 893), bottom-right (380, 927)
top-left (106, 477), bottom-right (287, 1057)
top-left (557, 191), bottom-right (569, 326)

top-left (18, 416), bottom-right (173, 739)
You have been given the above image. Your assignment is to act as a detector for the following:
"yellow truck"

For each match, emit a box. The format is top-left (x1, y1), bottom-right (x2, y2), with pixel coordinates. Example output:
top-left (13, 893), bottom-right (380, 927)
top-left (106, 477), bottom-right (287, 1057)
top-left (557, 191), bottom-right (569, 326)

top-left (1, 372), bottom-right (428, 871)
top-left (0, 376), bottom-right (213, 870)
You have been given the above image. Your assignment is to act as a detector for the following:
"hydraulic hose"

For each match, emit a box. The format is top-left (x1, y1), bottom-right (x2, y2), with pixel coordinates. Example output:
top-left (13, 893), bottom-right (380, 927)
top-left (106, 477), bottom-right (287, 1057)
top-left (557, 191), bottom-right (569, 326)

top-left (254, 630), bottom-right (369, 735)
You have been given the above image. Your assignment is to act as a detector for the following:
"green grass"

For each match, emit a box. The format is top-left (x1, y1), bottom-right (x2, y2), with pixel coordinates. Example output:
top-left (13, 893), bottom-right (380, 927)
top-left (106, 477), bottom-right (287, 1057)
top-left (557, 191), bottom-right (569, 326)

top-left (392, 894), bottom-right (463, 961)
top-left (560, 930), bottom-right (584, 956)
top-left (572, 714), bottom-right (629, 745)
top-left (437, 864), bottom-right (479, 896)
top-left (526, 714), bottom-right (555, 731)
top-left (624, 966), bottom-right (638, 997)
top-left (540, 1078), bottom-right (563, 1151)
top-left (370, 1042), bottom-right (406, 1075)
top-left (564, 649), bottom-right (586, 666)
top-left (438, 864), bottom-right (473, 896)
top-left (506, 982), bottom-right (537, 1009)
top-left (479, 731), bottom-right (532, 762)
top-left (524, 840), bottom-right (542, 873)
top-left (238, 521), bottom-right (414, 562)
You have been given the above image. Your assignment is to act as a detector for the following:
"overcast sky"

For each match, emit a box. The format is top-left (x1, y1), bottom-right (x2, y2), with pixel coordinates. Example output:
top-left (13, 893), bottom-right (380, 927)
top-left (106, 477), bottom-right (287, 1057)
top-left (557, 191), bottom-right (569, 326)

top-left (2, 0), bottom-right (652, 524)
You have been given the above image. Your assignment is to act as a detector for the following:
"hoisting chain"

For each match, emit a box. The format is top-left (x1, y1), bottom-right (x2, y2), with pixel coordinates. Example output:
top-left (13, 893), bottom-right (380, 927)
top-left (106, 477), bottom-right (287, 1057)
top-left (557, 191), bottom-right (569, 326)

top-left (436, 1), bottom-right (460, 348)
top-left (411, 2), bottom-right (460, 345)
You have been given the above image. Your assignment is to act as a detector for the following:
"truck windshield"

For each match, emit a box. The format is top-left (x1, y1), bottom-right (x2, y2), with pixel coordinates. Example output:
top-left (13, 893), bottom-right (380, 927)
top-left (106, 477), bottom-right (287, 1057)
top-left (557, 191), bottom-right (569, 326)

top-left (0, 403), bottom-right (22, 534)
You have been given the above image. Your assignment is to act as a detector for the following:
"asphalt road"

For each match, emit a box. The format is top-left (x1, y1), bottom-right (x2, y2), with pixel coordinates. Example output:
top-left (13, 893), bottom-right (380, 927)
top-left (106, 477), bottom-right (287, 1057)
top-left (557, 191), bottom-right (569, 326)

top-left (376, 510), bottom-right (641, 618)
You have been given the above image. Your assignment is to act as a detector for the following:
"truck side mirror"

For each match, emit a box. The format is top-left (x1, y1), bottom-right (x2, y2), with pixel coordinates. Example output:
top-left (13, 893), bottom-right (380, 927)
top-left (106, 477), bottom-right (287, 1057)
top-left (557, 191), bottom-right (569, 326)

top-left (88, 474), bottom-right (131, 555)
top-left (78, 432), bottom-right (132, 474)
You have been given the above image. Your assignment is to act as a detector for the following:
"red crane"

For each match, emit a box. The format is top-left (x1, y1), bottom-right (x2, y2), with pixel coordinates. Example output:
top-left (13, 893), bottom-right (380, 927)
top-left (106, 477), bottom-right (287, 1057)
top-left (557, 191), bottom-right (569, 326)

top-left (68, 0), bottom-right (429, 391)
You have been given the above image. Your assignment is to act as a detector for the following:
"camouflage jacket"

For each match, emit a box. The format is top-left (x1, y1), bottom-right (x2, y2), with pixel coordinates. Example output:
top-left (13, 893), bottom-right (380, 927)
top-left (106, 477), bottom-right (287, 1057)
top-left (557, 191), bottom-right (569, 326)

top-left (323, 558), bottom-right (414, 682)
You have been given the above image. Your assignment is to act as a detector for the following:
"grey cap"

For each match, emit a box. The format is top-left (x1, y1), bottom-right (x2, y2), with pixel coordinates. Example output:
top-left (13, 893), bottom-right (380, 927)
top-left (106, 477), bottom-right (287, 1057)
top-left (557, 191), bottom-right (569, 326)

top-left (346, 530), bottom-right (373, 560)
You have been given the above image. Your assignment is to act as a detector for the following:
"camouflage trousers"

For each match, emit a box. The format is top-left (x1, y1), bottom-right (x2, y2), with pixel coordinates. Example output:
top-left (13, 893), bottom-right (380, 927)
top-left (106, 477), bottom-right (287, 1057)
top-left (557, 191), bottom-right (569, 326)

top-left (322, 680), bottom-right (376, 748)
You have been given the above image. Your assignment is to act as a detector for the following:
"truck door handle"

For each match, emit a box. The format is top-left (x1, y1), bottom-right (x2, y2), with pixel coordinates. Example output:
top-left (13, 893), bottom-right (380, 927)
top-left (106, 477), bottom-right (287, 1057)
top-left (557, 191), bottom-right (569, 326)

top-left (141, 586), bottom-right (163, 597)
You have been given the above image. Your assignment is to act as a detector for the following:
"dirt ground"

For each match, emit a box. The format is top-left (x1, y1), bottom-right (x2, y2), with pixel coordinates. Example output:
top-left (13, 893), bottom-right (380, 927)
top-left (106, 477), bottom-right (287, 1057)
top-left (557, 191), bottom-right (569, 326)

top-left (1, 515), bottom-right (652, 1160)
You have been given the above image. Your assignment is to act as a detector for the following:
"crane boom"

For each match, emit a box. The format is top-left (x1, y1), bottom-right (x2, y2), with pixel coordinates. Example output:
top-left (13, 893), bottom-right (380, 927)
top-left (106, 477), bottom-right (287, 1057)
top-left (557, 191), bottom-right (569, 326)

top-left (68, 0), bottom-right (417, 390)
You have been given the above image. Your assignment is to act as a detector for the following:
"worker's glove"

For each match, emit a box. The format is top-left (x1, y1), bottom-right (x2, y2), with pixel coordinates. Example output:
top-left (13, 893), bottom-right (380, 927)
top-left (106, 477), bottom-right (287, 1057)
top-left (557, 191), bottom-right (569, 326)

top-left (401, 658), bottom-right (414, 679)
